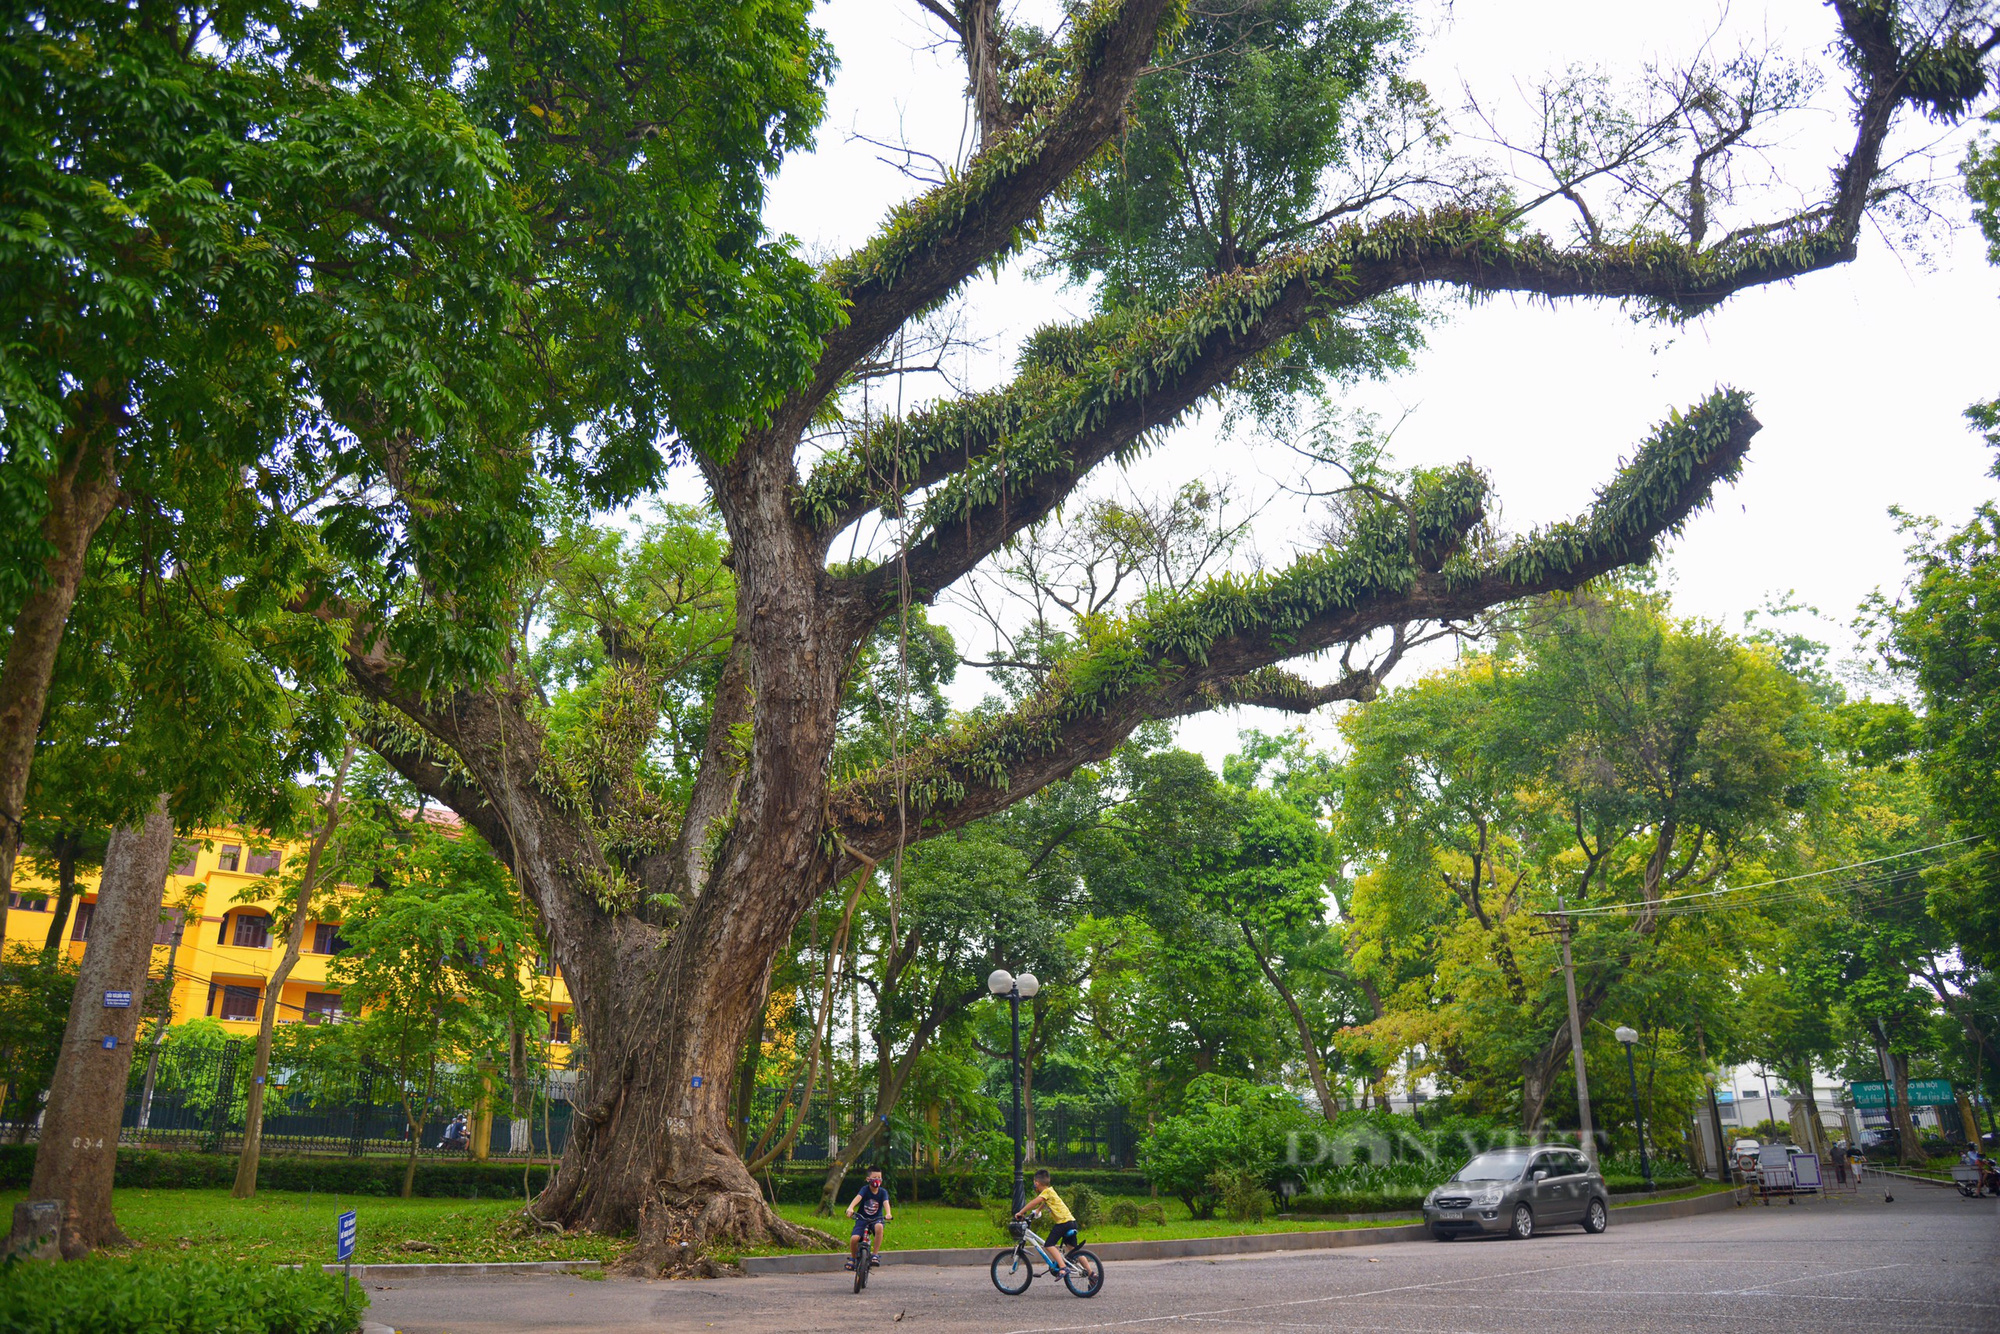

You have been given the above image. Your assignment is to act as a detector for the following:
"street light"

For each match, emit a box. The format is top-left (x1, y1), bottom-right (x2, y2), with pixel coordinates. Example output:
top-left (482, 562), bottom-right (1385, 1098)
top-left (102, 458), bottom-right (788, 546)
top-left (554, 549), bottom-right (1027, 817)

top-left (987, 968), bottom-right (1039, 1211)
top-left (1614, 1026), bottom-right (1654, 1191)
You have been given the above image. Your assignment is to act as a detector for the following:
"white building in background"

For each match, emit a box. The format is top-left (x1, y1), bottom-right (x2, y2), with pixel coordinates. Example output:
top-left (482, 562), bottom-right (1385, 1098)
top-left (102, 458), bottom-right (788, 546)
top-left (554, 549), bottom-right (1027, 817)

top-left (1710, 1065), bottom-right (1861, 1143)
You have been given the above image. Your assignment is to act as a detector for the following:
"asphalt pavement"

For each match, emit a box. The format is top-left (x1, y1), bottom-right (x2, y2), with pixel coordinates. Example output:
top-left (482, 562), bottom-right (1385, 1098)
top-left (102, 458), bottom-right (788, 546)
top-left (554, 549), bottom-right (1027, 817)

top-left (365, 1184), bottom-right (2000, 1334)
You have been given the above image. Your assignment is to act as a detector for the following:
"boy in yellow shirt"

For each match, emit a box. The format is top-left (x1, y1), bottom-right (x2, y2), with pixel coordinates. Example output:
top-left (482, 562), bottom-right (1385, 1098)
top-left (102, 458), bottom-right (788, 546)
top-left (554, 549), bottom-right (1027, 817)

top-left (1014, 1168), bottom-right (1082, 1271)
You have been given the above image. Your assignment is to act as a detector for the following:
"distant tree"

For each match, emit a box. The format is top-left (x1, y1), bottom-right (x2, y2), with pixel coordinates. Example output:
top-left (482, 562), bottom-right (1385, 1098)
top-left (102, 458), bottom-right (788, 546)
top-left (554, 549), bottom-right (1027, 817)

top-left (325, 804), bottom-right (534, 1198)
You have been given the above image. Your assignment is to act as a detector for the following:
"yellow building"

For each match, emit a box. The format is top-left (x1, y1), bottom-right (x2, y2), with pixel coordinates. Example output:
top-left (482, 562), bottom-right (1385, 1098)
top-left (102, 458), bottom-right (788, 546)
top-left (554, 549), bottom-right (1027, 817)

top-left (4, 824), bottom-right (577, 1055)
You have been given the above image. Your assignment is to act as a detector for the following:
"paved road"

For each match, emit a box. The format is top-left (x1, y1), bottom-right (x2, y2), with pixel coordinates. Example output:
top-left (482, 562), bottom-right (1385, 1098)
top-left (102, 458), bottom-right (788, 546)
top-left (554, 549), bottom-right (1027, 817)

top-left (367, 1186), bottom-right (1999, 1334)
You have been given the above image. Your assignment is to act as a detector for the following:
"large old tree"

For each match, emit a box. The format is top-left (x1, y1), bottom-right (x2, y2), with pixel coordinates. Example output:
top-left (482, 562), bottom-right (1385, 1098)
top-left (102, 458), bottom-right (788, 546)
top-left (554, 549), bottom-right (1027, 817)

top-left (321, 0), bottom-right (1997, 1270)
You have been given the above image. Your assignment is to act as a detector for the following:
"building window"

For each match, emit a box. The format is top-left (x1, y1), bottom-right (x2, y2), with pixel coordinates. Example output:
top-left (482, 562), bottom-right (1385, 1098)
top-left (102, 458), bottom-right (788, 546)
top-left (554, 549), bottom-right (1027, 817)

top-left (245, 849), bottom-right (281, 875)
top-left (312, 923), bottom-right (349, 955)
top-left (217, 845), bottom-right (241, 872)
top-left (303, 992), bottom-right (342, 1025)
top-left (152, 907), bottom-right (184, 946)
top-left (70, 902), bottom-right (94, 942)
top-left (232, 913), bottom-right (272, 949)
top-left (215, 984), bottom-right (261, 1021)
top-left (549, 1010), bottom-right (572, 1043)
top-left (535, 952), bottom-right (558, 977)
top-left (7, 892), bottom-right (48, 912)
top-left (170, 842), bottom-right (199, 876)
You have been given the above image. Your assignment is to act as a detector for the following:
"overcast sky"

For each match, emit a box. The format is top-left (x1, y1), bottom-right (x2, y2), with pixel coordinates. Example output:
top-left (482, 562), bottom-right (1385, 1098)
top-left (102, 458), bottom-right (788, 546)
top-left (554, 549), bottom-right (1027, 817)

top-left (744, 0), bottom-right (1999, 767)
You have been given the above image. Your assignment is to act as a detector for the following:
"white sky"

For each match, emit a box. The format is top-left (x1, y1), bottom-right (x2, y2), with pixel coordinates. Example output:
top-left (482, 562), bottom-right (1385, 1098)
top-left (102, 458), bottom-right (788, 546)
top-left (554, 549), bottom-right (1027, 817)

top-left (737, 0), bottom-right (1999, 768)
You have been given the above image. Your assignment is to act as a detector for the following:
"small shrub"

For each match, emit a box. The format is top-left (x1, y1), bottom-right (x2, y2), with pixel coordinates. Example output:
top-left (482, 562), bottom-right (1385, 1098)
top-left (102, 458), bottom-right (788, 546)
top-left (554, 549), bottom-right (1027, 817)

top-left (0, 1254), bottom-right (364, 1334)
top-left (1107, 1200), bottom-right (1141, 1227)
top-left (1136, 1201), bottom-right (1166, 1225)
top-left (987, 1198), bottom-right (1017, 1236)
top-left (1066, 1183), bottom-right (1106, 1229)
top-left (1208, 1166), bottom-right (1270, 1222)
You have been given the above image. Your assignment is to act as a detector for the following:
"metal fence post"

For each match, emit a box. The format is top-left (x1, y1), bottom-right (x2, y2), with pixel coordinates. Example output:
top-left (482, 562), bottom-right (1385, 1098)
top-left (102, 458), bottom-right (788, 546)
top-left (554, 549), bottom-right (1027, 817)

top-left (206, 1039), bottom-right (242, 1153)
top-left (350, 1066), bottom-right (373, 1158)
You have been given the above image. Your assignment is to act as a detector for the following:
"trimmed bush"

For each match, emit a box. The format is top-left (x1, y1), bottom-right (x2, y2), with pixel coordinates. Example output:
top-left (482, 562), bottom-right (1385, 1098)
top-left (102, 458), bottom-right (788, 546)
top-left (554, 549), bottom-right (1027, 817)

top-left (1106, 1199), bottom-right (1140, 1227)
top-left (0, 1254), bottom-right (364, 1334)
top-left (1065, 1183), bottom-right (1106, 1228)
top-left (1208, 1167), bottom-right (1270, 1222)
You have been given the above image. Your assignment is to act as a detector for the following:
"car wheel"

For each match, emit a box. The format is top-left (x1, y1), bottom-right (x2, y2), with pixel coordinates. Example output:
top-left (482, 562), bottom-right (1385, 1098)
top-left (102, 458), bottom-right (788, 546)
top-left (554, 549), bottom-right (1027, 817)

top-left (1508, 1204), bottom-right (1534, 1240)
top-left (1582, 1198), bottom-right (1608, 1234)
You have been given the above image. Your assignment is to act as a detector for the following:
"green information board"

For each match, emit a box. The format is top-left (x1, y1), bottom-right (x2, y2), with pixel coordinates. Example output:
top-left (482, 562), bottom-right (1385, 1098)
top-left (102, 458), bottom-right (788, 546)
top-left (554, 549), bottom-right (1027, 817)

top-left (1849, 1078), bottom-right (1953, 1108)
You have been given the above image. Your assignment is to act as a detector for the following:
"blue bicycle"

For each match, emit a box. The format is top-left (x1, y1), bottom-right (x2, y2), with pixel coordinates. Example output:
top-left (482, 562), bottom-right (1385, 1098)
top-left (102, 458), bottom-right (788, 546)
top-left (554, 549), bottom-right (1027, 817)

top-left (990, 1214), bottom-right (1102, 1298)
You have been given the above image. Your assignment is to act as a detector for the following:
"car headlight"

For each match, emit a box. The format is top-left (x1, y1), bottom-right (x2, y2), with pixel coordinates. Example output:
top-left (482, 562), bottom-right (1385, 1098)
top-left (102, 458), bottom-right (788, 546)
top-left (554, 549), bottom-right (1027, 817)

top-left (1476, 1183), bottom-right (1505, 1205)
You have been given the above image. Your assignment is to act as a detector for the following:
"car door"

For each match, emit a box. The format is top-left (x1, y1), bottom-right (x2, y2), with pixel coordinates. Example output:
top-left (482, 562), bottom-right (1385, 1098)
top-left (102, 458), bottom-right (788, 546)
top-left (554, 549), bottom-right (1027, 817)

top-left (1528, 1152), bottom-right (1569, 1222)
top-left (1563, 1150), bottom-right (1596, 1220)
top-left (1547, 1151), bottom-right (1584, 1223)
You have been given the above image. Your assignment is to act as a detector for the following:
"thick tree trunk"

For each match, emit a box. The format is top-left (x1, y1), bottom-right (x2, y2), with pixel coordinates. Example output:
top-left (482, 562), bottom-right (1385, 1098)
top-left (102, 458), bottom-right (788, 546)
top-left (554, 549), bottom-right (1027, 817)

top-left (0, 417), bottom-right (122, 945)
top-left (9, 797), bottom-right (170, 1258)
top-left (1889, 1053), bottom-right (1924, 1165)
top-left (235, 745), bottom-right (350, 1196)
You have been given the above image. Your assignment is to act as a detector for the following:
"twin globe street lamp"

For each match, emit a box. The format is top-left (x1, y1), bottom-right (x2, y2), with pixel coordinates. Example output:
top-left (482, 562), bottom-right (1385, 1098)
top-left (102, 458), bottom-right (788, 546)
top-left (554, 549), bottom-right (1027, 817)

top-left (987, 968), bottom-right (1040, 1212)
top-left (1614, 1026), bottom-right (1654, 1190)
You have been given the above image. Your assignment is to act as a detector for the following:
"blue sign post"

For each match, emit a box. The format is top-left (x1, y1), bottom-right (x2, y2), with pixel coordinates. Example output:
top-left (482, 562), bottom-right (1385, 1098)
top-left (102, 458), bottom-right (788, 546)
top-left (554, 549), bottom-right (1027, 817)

top-left (103, 990), bottom-right (132, 1008)
top-left (336, 1210), bottom-right (357, 1304)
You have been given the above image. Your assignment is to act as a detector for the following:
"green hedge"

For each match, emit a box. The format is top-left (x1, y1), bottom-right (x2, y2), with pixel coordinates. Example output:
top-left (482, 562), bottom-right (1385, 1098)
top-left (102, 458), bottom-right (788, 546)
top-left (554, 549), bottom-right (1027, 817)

top-left (0, 1254), bottom-right (364, 1334)
top-left (1284, 1189), bottom-right (1426, 1215)
top-left (0, 1146), bottom-right (552, 1199)
top-left (0, 1145), bottom-right (1148, 1205)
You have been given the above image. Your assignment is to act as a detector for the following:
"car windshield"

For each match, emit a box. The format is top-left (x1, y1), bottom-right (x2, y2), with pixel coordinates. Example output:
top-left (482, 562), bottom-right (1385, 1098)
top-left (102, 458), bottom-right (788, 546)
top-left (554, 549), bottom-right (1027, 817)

top-left (1453, 1150), bottom-right (1532, 1182)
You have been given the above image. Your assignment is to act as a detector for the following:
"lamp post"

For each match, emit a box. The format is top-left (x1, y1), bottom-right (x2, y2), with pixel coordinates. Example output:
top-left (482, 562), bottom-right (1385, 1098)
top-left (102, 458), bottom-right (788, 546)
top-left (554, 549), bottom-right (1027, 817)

top-left (987, 968), bottom-right (1040, 1212)
top-left (1614, 1026), bottom-right (1653, 1190)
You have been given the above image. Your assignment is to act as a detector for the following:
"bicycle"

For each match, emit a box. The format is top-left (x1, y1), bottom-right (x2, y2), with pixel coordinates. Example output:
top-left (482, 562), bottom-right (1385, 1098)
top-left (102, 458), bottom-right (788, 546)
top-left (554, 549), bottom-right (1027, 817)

top-left (852, 1224), bottom-right (875, 1292)
top-left (990, 1213), bottom-right (1102, 1299)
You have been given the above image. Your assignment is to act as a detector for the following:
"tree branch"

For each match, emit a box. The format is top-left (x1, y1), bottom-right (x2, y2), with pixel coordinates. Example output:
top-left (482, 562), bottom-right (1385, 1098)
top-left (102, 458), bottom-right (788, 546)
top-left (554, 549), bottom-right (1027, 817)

top-left (827, 390), bottom-right (1758, 852)
top-left (785, 0), bottom-right (1175, 434)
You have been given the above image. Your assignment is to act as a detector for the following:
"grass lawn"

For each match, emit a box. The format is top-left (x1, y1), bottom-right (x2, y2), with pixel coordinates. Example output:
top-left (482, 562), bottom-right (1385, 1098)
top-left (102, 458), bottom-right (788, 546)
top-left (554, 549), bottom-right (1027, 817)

top-left (1611, 1180), bottom-right (1731, 1206)
top-left (0, 1187), bottom-right (625, 1268)
top-left (758, 1196), bottom-right (1408, 1256)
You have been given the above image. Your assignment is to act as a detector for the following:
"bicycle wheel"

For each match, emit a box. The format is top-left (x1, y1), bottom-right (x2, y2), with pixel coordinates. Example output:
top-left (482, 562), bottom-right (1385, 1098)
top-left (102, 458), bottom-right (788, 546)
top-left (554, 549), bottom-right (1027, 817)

top-left (854, 1240), bottom-right (869, 1292)
top-left (1063, 1250), bottom-right (1104, 1298)
top-left (990, 1248), bottom-right (1034, 1295)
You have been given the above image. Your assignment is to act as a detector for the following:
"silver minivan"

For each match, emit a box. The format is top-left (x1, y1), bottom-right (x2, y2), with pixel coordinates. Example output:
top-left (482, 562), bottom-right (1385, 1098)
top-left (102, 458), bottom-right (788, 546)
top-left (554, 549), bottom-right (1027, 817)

top-left (1422, 1145), bottom-right (1610, 1240)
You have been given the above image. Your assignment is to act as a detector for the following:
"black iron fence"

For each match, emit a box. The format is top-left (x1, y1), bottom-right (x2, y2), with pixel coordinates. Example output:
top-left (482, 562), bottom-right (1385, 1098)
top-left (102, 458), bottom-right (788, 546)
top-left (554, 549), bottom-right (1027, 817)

top-left (1, 1038), bottom-right (591, 1159)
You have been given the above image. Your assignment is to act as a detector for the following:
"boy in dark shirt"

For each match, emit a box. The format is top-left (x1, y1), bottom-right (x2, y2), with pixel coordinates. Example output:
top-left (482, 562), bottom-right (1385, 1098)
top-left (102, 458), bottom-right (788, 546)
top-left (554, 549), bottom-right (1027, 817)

top-left (846, 1168), bottom-right (892, 1270)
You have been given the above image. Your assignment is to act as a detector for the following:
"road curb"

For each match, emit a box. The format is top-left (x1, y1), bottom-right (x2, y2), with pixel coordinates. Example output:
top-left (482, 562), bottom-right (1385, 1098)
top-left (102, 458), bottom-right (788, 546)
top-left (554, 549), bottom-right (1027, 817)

top-left (738, 1189), bottom-right (1740, 1276)
top-left (304, 1260), bottom-right (602, 1280)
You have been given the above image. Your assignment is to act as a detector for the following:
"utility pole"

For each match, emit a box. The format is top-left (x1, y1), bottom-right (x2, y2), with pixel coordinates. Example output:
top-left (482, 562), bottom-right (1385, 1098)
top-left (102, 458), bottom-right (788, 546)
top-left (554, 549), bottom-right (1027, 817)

top-left (1554, 893), bottom-right (1597, 1166)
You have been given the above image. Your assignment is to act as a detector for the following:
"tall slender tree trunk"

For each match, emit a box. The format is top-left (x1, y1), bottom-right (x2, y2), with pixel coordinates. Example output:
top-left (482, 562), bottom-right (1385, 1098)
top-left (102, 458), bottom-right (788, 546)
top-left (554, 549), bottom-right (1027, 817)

top-left (0, 405), bottom-right (123, 945)
top-left (7, 796), bottom-right (170, 1258)
top-left (1241, 924), bottom-right (1340, 1121)
top-left (234, 744), bottom-right (352, 1197)
top-left (41, 837), bottom-right (81, 954)
top-left (135, 908), bottom-right (186, 1133)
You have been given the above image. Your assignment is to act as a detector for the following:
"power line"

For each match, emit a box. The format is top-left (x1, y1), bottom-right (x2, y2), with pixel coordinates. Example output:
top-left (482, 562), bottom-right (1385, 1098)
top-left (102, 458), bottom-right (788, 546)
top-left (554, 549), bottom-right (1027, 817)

top-left (1557, 835), bottom-right (1987, 919)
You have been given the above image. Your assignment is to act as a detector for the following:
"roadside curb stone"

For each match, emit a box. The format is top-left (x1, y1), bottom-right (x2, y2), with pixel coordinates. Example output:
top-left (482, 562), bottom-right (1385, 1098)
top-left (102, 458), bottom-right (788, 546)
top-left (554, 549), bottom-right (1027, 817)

top-left (738, 1188), bottom-right (1738, 1276)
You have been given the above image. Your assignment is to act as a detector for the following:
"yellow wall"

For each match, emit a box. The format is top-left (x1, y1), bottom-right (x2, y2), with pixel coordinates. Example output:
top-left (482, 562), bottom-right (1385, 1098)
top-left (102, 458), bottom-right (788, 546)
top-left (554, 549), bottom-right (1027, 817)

top-left (5, 826), bottom-right (575, 1056)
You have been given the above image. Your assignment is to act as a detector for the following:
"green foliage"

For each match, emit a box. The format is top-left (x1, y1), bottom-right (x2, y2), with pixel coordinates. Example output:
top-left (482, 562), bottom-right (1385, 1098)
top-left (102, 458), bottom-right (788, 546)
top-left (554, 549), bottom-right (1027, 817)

top-left (1138, 1076), bottom-right (1321, 1217)
top-left (0, 1145), bottom-right (557, 1199)
top-left (1065, 1182), bottom-right (1108, 1228)
top-left (0, 946), bottom-right (78, 1114)
top-left (1206, 1166), bottom-right (1272, 1222)
top-left (142, 1019), bottom-right (250, 1121)
top-left (1044, 0), bottom-right (1428, 418)
top-left (0, 1253), bottom-right (364, 1334)
top-left (1877, 505), bottom-right (2000, 970)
